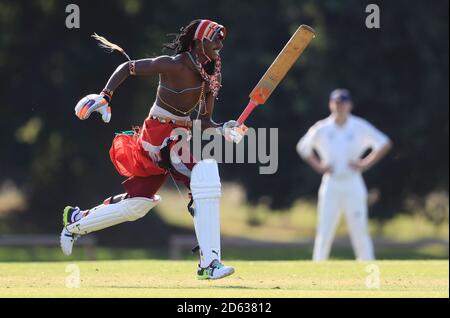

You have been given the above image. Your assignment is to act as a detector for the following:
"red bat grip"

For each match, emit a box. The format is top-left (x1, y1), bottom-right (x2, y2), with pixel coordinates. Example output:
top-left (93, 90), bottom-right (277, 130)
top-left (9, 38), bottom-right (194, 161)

top-left (237, 100), bottom-right (259, 124)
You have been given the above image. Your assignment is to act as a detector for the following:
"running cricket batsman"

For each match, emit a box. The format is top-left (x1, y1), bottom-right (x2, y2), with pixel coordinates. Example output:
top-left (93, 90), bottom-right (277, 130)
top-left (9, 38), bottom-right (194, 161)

top-left (60, 19), bottom-right (243, 279)
top-left (297, 89), bottom-right (392, 261)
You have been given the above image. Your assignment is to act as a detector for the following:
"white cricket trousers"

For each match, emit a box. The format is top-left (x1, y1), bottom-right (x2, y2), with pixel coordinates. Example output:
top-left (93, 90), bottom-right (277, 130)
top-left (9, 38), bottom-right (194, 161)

top-left (312, 174), bottom-right (375, 261)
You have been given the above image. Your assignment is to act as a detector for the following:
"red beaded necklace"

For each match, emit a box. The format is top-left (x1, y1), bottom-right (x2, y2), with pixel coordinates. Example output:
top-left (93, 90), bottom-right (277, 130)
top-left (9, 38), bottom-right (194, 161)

top-left (187, 51), bottom-right (222, 98)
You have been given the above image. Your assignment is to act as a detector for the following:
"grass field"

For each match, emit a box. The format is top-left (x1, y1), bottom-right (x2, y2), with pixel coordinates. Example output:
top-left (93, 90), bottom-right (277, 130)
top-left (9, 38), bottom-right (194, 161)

top-left (0, 260), bottom-right (448, 298)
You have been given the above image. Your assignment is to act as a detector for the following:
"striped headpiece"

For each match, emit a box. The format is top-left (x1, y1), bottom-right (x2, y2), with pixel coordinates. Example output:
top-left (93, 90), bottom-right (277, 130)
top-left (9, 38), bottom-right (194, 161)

top-left (194, 20), bottom-right (226, 42)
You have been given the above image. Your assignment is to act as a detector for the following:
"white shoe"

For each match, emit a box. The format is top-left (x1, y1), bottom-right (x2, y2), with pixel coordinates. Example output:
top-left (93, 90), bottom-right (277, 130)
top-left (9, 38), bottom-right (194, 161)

top-left (60, 206), bottom-right (81, 256)
top-left (60, 227), bottom-right (79, 256)
top-left (197, 260), bottom-right (235, 280)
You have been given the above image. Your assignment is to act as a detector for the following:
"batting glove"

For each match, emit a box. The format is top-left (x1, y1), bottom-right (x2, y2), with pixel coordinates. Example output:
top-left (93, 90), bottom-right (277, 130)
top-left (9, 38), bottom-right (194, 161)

top-left (221, 120), bottom-right (248, 144)
top-left (75, 92), bottom-right (111, 123)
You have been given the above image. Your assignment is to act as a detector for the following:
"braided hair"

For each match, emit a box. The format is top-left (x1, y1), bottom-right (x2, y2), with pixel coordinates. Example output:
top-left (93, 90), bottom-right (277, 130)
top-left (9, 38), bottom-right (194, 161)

top-left (163, 19), bottom-right (201, 54)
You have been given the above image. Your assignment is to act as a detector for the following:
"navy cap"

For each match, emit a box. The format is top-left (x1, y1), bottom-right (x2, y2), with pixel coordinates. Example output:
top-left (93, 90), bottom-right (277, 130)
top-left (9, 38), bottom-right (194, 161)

top-left (330, 89), bottom-right (352, 102)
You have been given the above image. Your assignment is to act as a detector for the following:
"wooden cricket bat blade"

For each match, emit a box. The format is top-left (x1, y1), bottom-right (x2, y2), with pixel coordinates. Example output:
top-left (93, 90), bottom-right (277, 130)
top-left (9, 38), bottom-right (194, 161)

top-left (237, 25), bottom-right (316, 124)
top-left (249, 24), bottom-right (315, 105)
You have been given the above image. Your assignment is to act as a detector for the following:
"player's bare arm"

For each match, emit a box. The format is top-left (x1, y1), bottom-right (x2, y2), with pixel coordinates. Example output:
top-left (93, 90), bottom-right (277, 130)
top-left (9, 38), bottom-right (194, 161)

top-left (103, 56), bottom-right (180, 94)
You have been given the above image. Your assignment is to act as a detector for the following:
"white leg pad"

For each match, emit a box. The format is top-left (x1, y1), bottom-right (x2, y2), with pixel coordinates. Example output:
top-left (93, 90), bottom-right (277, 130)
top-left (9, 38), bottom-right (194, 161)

top-left (191, 159), bottom-right (221, 268)
top-left (66, 196), bottom-right (160, 235)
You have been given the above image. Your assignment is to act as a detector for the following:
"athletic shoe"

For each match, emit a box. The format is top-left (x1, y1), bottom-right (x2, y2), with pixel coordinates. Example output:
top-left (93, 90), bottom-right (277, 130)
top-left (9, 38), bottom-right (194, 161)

top-left (63, 206), bottom-right (80, 227)
top-left (197, 260), bottom-right (235, 280)
top-left (60, 206), bottom-right (80, 256)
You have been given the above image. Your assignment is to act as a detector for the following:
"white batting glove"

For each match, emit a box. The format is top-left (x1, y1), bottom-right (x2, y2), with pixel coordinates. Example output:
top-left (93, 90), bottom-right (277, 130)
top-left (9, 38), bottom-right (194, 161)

top-left (221, 120), bottom-right (248, 144)
top-left (75, 93), bottom-right (111, 123)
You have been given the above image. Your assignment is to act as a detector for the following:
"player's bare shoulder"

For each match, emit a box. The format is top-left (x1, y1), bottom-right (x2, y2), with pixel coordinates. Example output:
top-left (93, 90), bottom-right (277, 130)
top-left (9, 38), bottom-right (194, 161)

top-left (156, 54), bottom-right (185, 73)
top-left (172, 53), bottom-right (196, 72)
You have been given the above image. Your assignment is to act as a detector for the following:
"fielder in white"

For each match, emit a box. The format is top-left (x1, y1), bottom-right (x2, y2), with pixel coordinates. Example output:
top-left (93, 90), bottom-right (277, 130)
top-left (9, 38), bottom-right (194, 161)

top-left (297, 89), bottom-right (392, 261)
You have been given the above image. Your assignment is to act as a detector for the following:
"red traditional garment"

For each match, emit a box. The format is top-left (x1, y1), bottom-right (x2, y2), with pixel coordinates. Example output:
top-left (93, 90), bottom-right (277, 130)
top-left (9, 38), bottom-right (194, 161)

top-left (109, 132), bottom-right (164, 178)
top-left (109, 118), bottom-right (191, 178)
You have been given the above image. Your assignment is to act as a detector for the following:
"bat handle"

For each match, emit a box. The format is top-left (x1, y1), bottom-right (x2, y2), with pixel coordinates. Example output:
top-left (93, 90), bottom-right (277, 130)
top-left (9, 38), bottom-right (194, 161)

top-left (237, 100), bottom-right (259, 125)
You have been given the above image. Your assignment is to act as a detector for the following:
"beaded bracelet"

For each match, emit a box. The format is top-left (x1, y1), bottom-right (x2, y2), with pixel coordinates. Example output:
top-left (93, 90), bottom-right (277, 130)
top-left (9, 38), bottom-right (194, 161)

top-left (101, 89), bottom-right (113, 103)
top-left (129, 60), bottom-right (136, 75)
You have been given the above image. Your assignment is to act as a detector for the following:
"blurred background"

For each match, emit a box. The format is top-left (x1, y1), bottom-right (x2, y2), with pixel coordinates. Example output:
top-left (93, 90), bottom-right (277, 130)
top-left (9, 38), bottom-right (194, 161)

top-left (0, 0), bottom-right (448, 261)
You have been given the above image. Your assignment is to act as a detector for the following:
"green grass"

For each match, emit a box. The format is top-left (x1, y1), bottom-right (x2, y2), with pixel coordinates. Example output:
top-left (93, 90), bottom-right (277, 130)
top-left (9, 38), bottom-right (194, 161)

top-left (0, 260), bottom-right (448, 297)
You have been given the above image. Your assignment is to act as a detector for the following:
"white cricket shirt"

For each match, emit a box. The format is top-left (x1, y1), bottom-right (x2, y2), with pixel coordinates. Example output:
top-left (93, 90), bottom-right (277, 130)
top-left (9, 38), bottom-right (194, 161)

top-left (297, 114), bottom-right (390, 178)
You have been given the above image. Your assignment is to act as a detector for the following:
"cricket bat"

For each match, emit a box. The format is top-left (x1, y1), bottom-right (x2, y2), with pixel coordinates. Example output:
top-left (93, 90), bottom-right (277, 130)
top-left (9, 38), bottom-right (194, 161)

top-left (237, 25), bottom-right (316, 126)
